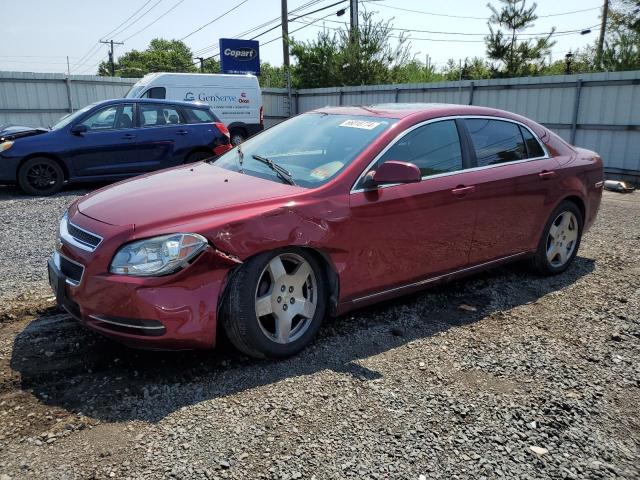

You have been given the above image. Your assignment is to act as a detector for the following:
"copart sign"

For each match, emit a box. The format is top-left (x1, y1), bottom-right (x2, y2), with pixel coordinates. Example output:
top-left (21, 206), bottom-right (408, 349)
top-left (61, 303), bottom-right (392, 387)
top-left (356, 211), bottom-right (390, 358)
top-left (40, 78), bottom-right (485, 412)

top-left (219, 38), bottom-right (260, 76)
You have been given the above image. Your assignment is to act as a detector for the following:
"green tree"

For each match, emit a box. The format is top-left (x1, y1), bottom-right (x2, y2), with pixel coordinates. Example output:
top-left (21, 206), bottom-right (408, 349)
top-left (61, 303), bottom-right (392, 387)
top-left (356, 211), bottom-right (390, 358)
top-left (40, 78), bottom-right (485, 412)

top-left (290, 11), bottom-right (412, 88)
top-left (259, 63), bottom-right (287, 88)
top-left (442, 57), bottom-right (493, 81)
top-left (485, 0), bottom-right (556, 77)
top-left (98, 38), bottom-right (197, 77)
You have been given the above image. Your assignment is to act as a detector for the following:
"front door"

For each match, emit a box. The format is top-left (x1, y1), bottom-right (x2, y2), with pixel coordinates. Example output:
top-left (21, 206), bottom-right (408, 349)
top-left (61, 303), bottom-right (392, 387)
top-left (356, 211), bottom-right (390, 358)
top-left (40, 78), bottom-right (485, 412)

top-left (343, 119), bottom-right (478, 301)
top-left (70, 103), bottom-right (138, 177)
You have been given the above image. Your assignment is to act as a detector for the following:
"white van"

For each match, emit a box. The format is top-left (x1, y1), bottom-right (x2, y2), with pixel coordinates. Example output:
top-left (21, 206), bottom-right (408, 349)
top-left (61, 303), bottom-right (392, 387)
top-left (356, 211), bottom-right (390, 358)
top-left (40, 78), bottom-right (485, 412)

top-left (125, 72), bottom-right (263, 144)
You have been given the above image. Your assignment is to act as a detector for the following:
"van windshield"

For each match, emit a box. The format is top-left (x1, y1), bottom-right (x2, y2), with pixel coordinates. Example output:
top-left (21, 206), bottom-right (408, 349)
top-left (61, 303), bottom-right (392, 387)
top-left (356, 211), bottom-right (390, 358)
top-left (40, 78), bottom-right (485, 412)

top-left (213, 113), bottom-right (397, 188)
top-left (124, 85), bottom-right (145, 98)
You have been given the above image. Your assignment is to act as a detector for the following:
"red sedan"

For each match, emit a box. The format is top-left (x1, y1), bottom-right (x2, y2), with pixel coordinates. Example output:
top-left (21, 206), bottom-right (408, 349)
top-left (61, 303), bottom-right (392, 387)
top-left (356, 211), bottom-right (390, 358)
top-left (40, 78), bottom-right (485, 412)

top-left (48, 104), bottom-right (603, 358)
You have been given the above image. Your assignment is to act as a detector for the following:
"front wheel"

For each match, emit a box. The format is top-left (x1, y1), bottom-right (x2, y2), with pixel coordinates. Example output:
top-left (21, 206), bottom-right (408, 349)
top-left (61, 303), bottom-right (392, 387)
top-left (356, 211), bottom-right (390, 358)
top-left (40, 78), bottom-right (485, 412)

top-left (530, 201), bottom-right (583, 275)
top-left (230, 129), bottom-right (245, 146)
top-left (221, 249), bottom-right (326, 359)
top-left (18, 157), bottom-right (64, 196)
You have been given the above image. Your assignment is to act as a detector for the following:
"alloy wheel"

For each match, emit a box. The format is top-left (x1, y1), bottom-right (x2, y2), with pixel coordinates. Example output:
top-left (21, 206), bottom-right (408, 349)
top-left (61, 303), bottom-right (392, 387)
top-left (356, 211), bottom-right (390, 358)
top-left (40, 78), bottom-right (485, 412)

top-left (26, 163), bottom-right (58, 191)
top-left (546, 211), bottom-right (578, 267)
top-left (254, 253), bottom-right (317, 344)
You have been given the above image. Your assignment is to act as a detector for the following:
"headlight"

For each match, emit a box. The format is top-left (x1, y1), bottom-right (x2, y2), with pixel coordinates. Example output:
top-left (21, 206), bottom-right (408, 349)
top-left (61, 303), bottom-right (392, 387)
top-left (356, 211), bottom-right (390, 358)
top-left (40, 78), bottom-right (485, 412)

top-left (0, 141), bottom-right (14, 152)
top-left (110, 233), bottom-right (208, 276)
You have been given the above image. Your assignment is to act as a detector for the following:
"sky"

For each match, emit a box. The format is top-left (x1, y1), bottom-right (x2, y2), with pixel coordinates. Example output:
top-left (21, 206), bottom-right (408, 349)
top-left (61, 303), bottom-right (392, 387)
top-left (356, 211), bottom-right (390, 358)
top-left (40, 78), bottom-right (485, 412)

top-left (0, 0), bottom-right (604, 76)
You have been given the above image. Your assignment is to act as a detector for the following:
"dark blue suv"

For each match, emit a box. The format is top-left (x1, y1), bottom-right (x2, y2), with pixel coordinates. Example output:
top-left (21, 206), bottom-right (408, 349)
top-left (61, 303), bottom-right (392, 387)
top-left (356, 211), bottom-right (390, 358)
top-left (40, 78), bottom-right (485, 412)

top-left (0, 98), bottom-right (232, 195)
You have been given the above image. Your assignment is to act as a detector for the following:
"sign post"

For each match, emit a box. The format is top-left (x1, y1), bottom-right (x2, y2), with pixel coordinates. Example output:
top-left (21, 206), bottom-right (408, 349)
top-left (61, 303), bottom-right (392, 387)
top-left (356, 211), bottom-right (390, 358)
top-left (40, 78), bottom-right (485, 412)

top-left (219, 38), bottom-right (261, 76)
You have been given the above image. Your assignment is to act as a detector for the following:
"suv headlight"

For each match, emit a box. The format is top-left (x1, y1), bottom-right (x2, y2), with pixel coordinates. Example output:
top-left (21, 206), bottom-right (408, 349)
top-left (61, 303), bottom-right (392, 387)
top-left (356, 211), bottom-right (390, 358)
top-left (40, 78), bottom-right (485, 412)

top-left (110, 233), bottom-right (208, 276)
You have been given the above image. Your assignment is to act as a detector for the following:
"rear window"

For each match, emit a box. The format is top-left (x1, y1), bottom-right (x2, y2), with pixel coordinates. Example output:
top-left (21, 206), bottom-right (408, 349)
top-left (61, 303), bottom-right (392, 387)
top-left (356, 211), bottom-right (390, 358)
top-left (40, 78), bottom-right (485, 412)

top-left (183, 107), bottom-right (218, 124)
top-left (466, 119), bottom-right (526, 166)
top-left (142, 87), bottom-right (166, 99)
top-left (139, 104), bottom-right (183, 126)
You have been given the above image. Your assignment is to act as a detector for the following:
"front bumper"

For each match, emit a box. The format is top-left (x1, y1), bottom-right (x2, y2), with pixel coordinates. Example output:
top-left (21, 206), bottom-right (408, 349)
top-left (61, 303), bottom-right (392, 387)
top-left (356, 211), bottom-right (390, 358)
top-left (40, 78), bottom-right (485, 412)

top-left (0, 155), bottom-right (20, 183)
top-left (48, 243), bottom-right (237, 350)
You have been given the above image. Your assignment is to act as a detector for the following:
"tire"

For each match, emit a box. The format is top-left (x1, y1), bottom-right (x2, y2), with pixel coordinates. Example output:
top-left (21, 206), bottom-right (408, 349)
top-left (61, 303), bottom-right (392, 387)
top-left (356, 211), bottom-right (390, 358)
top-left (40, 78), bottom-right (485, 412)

top-left (221, 249), bottom-right (327, 359)
top-left (18, 157), bottom-right (64, 196)
top-left (530, 200), bottom-right (583, 276)
top-left (230, 129), bottom-right (246, 146)
top-left (185, 150), bottom-right (213, 164)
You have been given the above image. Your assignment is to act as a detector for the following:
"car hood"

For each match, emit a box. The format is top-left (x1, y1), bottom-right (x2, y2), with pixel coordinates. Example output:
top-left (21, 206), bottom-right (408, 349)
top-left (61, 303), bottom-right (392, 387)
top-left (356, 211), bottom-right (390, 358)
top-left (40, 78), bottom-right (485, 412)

top-left (0, 125), bottom-right (49, 141)
top-left (77, 162), bottom-right (306, 229)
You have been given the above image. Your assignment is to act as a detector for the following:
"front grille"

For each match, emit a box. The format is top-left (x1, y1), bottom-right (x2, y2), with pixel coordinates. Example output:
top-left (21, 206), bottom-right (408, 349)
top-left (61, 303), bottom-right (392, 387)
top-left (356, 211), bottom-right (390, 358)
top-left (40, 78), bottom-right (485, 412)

top-left (60, 256), bottom-right (84, 284)
top-left (67, 222), bottom-right (102, 249)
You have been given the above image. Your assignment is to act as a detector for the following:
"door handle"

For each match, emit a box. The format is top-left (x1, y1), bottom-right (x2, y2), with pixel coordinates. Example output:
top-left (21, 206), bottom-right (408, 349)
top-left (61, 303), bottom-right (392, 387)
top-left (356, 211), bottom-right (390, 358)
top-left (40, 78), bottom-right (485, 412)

top-left (177, 130), bottom-right (189, 135)
top-left (538, 170), bottom-right (556, 180)
top-left (451, 185), bottom-right (476, 197)
top-left (122, 133), bottom-right (136, 139)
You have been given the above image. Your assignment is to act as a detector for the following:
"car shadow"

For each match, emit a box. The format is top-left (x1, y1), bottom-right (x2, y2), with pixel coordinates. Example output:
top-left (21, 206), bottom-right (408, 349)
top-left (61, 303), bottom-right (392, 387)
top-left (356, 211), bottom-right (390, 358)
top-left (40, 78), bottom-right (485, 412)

top-left (10, 256), bottom-right (595, 423)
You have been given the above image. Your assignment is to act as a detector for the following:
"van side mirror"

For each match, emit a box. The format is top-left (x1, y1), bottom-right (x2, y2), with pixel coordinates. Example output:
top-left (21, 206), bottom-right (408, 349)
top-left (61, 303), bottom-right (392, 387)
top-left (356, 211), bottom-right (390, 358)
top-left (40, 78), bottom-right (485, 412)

top-left (70, 124), bottom-right (87, 135)
top-left (364, 160), bottom-right (421, 188)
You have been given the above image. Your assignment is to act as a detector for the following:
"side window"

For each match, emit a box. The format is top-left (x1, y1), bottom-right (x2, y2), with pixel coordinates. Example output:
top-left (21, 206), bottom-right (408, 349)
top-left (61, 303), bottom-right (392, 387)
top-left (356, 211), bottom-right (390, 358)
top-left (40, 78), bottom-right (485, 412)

top-left (377, 120), bottom-right (463, 177)
top-left (139, 104), bottom-right (183, 126)
top-left (183, 107), bottom-right (216, 124)
top-left (79, 104), bottom-right (133, 131)
top-left (519, 125), bottom-right (546, 158)
top-left (466, 119), bottom-right (526, 166)
top-left (142, 87), bottom-right (166, 99)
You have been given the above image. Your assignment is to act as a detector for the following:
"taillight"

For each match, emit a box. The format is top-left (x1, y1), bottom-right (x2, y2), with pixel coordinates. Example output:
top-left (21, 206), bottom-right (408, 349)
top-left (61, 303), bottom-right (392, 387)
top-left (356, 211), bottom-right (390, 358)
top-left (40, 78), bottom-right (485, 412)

top-left (214, 122), bottom-right (230, 138)
top-left (259, 106), bottom-right (264, 127)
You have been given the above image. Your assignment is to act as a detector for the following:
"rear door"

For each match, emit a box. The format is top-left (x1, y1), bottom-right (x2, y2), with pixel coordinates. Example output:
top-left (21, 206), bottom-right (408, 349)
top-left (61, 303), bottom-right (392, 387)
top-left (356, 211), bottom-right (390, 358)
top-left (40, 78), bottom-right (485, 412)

top-left (134, 103), bottom-right (193, 170)
top-left (344, 119), bottom-right (479, 300)
top-left (461, 118), bottom-right (560, 264)
top-left (69, 103), bottom-right (138, 177)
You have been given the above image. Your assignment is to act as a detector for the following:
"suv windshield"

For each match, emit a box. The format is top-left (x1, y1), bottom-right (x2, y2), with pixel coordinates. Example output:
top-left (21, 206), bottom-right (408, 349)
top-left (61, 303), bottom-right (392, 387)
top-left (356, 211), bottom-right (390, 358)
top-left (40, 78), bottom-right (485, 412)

top-left (214, 113), bottom-right (396, 188)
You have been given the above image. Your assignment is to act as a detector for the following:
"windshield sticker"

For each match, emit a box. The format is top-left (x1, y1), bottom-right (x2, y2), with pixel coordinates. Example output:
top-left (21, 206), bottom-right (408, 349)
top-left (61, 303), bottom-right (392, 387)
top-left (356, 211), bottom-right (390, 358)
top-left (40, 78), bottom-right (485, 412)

top-left (338, 119), bottom-right (381, 130)
top-left (310, 161), bottom-right (344, 180)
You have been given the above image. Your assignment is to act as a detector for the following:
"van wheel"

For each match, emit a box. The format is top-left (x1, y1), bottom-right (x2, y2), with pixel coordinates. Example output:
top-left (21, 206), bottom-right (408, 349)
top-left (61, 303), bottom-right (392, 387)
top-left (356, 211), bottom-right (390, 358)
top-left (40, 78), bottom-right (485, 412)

top-left (230, 129), bottom-right (246, 146)
top-left (18, 157), bottom-right (64, 196)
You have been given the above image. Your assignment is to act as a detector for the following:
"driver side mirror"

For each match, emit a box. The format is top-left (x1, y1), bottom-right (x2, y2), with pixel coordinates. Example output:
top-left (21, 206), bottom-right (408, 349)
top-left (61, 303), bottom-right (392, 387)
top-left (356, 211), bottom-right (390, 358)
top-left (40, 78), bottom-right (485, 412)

top-left (363, 160), bottom-right (421, 188)
top-left (70, 124), bottom-right (87, 136)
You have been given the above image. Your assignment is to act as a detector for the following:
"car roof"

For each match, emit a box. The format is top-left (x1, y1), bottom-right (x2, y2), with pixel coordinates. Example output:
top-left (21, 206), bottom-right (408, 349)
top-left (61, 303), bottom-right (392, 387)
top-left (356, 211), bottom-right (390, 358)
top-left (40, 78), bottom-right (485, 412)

top-left (312, 103), bottom-right (523, 121)
top-left (97, 98), bottom-right (211, 109)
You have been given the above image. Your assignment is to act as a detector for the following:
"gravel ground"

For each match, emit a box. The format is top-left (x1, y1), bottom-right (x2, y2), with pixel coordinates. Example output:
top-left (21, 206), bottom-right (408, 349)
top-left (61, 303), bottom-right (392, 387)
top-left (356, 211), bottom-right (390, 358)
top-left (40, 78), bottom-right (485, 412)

top-left (0, 187), bottom-right (638, 479)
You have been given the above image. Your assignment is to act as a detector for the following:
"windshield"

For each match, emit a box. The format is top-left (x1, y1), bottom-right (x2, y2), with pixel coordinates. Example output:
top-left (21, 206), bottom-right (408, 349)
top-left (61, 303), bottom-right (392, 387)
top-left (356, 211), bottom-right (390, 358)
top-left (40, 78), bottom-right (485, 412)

top-left (213, 113), bottom-right (397, 188)
top-left (51, 103), bottom-right (97, 130)
top-left (124, 85), bottom-right (145, 98)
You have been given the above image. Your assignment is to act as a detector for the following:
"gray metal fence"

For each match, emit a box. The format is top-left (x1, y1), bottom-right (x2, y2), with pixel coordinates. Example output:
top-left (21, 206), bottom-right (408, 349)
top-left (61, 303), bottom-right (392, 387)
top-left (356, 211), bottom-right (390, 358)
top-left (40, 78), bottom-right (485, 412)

top-left (2, 70), bottom-right (639, 181)
top-left (0, 71), bottom-right (137, 128)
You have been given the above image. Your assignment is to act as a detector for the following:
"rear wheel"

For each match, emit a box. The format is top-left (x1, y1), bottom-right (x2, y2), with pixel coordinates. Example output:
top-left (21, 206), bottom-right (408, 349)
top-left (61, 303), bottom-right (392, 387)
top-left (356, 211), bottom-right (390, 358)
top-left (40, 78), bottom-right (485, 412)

top-left (530, 201), bottom-right (583, 275)
top-left (18, 157), bottom-right (64, 196)
top-left (221, 249), bottom-right (326, 359)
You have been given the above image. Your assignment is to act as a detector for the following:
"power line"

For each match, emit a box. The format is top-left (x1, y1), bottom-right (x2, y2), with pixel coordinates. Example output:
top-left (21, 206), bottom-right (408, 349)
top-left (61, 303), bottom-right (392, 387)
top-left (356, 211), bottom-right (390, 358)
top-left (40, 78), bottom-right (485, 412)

top-left (122, 0), bottom-right (185, 42)
top-left (180, 0), bottom-right (250, 41)
top-left (192, 0), bottom-right (347, 64)
top-left (298, 16), bottom-right (601, 37)
top-left (100, 0), bottom-right (155, 40)
top-left (361, 1), bottom-right (601, 20)
top-left (190, 0), bottom-right (333, 56)
top-left (109, 0), bottom-right (164, 39)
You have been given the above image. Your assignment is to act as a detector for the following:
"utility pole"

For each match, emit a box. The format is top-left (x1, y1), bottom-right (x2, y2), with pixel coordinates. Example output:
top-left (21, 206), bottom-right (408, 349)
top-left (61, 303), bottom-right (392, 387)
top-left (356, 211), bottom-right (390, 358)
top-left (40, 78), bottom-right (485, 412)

top-left (282, 0), bottom-right (293, 116)
top-left (100, 39), bottom-right (124, 76)
top-left (350, 0), bottom-right (359, 41)
top-left (596, 0), bottom-right (609, 68)
top-left (195, 57), bottom-right (205, 72)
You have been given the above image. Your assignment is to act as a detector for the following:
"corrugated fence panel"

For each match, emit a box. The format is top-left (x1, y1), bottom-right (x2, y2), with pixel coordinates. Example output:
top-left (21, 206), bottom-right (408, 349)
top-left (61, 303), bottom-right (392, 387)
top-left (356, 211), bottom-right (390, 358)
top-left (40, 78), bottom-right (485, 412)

top-left (3, 70), bottom-right (640, 179)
